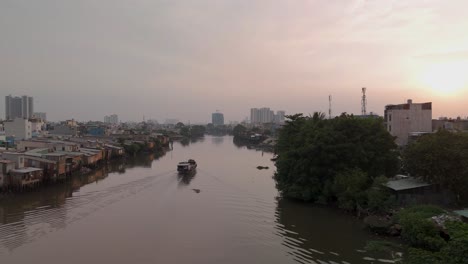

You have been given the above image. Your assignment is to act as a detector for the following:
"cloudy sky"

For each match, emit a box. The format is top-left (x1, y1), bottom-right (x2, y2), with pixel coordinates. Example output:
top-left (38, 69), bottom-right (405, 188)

top-left (1, 0), bottom-right (468, 122)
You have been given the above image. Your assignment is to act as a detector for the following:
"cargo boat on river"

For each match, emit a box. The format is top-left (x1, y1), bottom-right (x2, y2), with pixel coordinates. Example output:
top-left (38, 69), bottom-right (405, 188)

top-left (177, 159), bottom-right (197, 174)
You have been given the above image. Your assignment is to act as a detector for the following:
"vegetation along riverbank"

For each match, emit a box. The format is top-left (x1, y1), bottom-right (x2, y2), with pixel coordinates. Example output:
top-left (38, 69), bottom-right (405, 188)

top-left (273, 113), bottom-right (468, 263)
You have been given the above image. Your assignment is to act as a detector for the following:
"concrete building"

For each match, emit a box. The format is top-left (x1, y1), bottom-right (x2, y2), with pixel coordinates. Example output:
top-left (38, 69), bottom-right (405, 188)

top-left (275, 110), bottom-right (286, 124)
top-left (384, 99), bottom-right (432, 146)
top-left (250, 108), bottom-right (286, 124)
top-left (4, 118), bottom-right (32, 140)
top-left (48, 124), bottom-right (78, 136)
top-left (212, 112), bottom-right (224, 126)
top-left (33, 112), bottom-right (47, 121)
top-left (5, 95), bottom-right (34, 120)
top-left (250, 108), bottom-right (275, 124)
top-left (104, 114), bottom-right (119, 124)
top-left (432, 117), bottom-right (468, 132)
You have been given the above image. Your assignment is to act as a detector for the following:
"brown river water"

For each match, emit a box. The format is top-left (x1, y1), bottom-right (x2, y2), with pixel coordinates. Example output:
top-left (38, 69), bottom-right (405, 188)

top-left (0, 136), bottom-right (395, 264)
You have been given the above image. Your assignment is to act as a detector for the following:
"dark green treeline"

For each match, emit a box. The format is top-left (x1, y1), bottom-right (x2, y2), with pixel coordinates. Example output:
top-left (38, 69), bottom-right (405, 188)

top-left (274, 113), bottom-right (398, 212)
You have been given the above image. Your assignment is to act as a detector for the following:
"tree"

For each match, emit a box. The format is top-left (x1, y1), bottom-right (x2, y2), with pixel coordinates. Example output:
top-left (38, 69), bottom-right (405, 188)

top-left (403, 130), bottom-right (468, 203)
top-left (232, 124), bottom-right (247, 137)
top-left (175, 122), bottom-right (185, 129)
top-left (180, 126), bottom-right (190, 137)
top-left (190, 125), bottom-right (206, 138)
top-left (274, 113), bottom-right (399, 206)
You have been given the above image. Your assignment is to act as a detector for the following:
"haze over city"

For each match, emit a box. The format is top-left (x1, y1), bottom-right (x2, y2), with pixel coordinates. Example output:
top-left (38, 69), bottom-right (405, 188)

top-left (2, 0), bottom-right (468, 122)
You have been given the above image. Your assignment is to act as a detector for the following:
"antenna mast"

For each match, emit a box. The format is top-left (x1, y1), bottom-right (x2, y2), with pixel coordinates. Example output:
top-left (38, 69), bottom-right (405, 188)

top-left (361, 87), bottom-right (367, 115)
top-left (328, 95), bottom-right (332, 119)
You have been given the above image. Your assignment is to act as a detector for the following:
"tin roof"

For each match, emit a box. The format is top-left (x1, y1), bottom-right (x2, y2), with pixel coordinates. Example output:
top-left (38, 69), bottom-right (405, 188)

top-left (12, 167), bottom-right (42, 173)
top-left (386, 177), bottom-right (431, 191)
top-left (454, 209), bottom-right (468, 218)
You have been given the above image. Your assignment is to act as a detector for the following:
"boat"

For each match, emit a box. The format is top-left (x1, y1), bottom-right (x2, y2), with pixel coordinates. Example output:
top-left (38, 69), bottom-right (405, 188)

top-left (177, 159), bottom-right (197, 174)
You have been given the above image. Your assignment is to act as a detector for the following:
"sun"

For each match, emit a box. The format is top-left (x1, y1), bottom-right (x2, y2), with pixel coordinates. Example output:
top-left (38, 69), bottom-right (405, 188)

top-left (419, 61), bottom-right (468, 94)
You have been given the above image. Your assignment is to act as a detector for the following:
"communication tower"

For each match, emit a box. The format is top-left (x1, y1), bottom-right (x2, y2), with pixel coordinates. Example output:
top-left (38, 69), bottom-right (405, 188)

top-left (361, 87), bottom-right (367, 115)
top-left (328, 95), bottom-right (332, 119)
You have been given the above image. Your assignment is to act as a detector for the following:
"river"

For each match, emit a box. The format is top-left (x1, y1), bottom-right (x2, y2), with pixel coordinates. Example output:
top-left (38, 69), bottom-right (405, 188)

top-left (0, 136), bottom-right (395, 264)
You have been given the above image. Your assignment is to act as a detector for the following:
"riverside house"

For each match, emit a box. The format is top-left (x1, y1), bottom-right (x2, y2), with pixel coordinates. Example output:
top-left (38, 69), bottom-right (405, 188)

top-left (0, 160), bottom-right (16, 190)
top-left (8, 167), bottom-right (44, 190)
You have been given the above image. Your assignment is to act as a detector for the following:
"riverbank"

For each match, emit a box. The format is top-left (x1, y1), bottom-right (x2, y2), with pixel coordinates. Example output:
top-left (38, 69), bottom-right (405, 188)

top-left (1, 138), bottom-right (170, 194)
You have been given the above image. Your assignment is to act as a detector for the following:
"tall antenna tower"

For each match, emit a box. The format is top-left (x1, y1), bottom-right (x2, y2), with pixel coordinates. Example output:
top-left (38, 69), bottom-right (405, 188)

top-left (361, 87), bottom-right (367, 115)
top-left (328, 95), bottom-right (332, 119)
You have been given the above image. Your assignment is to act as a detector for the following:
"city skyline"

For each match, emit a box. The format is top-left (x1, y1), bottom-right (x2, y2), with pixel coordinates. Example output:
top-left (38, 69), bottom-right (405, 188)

top-left (1, 1), bottom-right (468, 122)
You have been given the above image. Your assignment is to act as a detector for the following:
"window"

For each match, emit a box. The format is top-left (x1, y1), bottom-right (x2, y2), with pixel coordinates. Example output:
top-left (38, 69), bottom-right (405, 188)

top-left (389, 125), bottom-right (392, 132)
top-left (389, 114), bottom-right (392, 122)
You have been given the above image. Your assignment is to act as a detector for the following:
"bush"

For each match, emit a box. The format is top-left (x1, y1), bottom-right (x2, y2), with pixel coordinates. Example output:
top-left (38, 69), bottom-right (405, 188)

top-left (396, 205), bottom-right (446, 251)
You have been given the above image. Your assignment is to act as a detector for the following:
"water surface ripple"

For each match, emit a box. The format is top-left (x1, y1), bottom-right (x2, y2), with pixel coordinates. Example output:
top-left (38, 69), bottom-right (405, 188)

top-left (0, 136), bottom-right (393, 263)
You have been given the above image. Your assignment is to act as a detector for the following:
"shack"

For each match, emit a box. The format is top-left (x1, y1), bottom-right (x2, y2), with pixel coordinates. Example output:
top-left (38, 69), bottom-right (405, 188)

top-left (386, 175), bottom-right (453, 205)
top-left (0, 160), bottom-right (16, 190)
top-left (9, 167), bottom-right (43, 190)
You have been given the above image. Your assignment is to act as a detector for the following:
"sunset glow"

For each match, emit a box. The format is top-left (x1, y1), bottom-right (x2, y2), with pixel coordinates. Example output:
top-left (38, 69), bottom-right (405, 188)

top-left (419, 61), bottom-right (468, 95)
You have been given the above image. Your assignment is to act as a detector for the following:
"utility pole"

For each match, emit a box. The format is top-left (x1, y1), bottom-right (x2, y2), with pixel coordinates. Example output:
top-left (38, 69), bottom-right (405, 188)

top-left (328, 95), bottom-right (332, 119)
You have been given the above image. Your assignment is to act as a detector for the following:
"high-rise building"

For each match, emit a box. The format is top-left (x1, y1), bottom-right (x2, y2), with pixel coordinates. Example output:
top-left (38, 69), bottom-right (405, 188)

top-left (275, 110), bottom-right (286, 124)
top-left (212, 112), bottom-right (224, 126)
top-left (250, 107), bottom-right (276, 124)
top-left (5, 95), bottom-right (34, 120)
top-left (104, 114), bottom-right (119, 124)
top-left (384, 99), bottom-right (432, 146)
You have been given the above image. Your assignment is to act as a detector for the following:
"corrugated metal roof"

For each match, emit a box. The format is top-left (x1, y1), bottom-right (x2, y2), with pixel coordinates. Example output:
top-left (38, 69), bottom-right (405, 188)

top-left (454, 209), bottom-right (468, 218)
top-left (386, 177), bottom-right (431, 191)
top-left (12, 167), bottom-right (42, 173)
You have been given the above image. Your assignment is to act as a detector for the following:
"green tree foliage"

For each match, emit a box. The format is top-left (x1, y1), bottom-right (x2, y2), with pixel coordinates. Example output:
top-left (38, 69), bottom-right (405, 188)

top-left (366, 175), bottom-right (395, 213)
top-left (180, 126), bottom-right (190, 137)
top-left (403, 130), bottom-right (468, 203)
top-left (274, 113), bottom-right (399, 209)
top-left (175, 122), bottom-right (185, 129)
top-left (333, 168), bottom-right (369, 210)
top-left (190, 125), bottom-right (206, 138)
top-left (396, 205), bottom-right (446, 251)
top-left (232, 124), bottom-right (247, 137)
top-left (397, 205), bottom-right (468, 264)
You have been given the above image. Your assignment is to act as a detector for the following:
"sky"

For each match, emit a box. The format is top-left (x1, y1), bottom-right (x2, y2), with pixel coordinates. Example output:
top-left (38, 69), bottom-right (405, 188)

top-left (1, 0), bottom-right (468, 123)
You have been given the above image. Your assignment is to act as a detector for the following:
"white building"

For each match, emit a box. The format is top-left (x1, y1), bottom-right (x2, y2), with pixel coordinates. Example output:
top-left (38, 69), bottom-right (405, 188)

top-left (251, 108), bottom-right (285, 124)
top-left (30, 119), bottom-right (45, 134)
top-left (4, 118), bottom-right (32, 140)
top-left (250, 108), bottom-right (274, 124)
top-left (275, 110), bottom-right (286, 124)
top-left (104, 114), bottom-right (119, 124)
top-left (384, 99), bottom-right (432, 146)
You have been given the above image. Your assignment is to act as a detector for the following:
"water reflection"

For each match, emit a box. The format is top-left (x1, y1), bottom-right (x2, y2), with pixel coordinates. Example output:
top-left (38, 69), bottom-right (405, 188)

top-left (0, 137), bottom-right (397, 263)
top-left (0, 150), bottom-right (169, 253)
top-left (275, 198), bottom-right (394, 263)
top-left (180, 138), bottom-right (190, 147)
top-left (211, 136), bottom-right (224, 145)
top-left (180, 137), bottom-right (206, 147)
top-left (177, 170), bottom-right (197, 186)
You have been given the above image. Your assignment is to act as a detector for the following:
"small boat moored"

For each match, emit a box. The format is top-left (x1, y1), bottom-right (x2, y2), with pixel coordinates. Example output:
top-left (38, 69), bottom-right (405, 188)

top-left (177, 159), bottom-right (197, 174)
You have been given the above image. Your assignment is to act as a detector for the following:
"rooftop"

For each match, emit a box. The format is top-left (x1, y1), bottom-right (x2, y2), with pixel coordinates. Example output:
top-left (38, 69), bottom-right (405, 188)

top-left (454, 209), bottom-right (468, 218)
top-left (386, 177), bottom-right (431, 191)
top-left (12, 167), bottom-right (42, 173)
